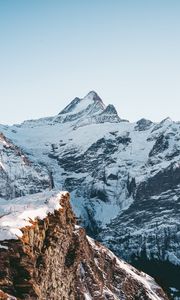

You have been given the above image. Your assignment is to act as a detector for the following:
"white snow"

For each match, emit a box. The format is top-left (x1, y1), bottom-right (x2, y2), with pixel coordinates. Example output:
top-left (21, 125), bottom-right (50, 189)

top-left (0, 191), bottom-right (67, 241)
top-left (1, 113), bottom-right (180, 232)
top-left (165, 251), bottom-right (180, 266)
top-left (170, 287), bottom-right (179, 292)
top-left (93, 200), bottom-right (122, 228)
top-left (66, 98), bottom-right (93, 115)
top-left (0, 244), bottom-right (8, 250)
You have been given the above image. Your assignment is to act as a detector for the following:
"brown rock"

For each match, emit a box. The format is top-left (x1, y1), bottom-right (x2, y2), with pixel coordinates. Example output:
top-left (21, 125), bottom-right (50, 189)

top-left (0, 193), bottom-right (169, 300)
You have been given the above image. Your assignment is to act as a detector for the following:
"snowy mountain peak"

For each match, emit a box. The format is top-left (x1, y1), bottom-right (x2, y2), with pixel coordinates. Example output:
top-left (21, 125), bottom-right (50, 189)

top-left (55, 91), bottom-right (122, 126)
top-left (101, 104), bottom-right (118, 116)
top-left (83, 90), bottom-right (103, 102)
top-left (0, 91), bottom-right (180, 296)
top-left (17, 91), bottom-right (121, 128)
top-left (160, 117), bottom-right (173, 125)
top-left (59, 91), bottom-right (105, 117)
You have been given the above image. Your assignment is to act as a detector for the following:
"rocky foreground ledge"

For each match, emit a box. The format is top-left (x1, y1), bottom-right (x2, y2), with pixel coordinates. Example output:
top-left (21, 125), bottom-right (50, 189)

top-left (0, 192), bottom-right (168, 300)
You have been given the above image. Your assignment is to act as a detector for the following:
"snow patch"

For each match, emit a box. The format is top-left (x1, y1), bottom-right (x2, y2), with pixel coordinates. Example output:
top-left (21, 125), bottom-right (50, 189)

top-left (0, 191), bottom-right (67, 241)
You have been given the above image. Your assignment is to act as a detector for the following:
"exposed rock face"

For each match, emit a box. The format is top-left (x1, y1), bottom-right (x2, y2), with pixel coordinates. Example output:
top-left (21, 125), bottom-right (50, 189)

top-left (0, 192), bottom-right (168, 300)
top-left (0, 290), bottom-right (17, 299)
top-left (135, 118), bottom-right (153, 131)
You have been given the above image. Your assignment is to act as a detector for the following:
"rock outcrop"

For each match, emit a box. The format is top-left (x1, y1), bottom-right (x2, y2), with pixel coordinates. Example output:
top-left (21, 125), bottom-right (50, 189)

top-left (0, 192), bottom-right (168, 300)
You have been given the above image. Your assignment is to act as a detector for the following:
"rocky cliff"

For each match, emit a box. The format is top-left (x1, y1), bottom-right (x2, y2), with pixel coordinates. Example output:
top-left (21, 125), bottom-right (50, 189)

top-left (0, 192), bottom-right (168, 300)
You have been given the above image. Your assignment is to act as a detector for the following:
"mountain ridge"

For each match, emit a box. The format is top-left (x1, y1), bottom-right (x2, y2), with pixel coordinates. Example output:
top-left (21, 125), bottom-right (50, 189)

top-left (0, 91), bottom-right (179, 298)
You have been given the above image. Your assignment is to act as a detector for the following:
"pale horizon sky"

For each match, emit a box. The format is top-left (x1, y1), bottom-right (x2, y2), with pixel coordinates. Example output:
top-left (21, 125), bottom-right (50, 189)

top-left (0, 0), bottom-right (180, 125)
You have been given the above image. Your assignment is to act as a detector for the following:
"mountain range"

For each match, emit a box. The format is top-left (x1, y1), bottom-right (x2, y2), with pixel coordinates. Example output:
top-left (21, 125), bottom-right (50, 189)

top-left (0, 91), bottom-right (180, 299)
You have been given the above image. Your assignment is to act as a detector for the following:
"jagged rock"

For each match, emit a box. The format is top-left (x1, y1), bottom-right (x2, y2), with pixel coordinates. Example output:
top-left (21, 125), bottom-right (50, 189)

top-left (135, 118), bottom-right (153, 131)
top-left (0, 192), bottom-right (168, 300)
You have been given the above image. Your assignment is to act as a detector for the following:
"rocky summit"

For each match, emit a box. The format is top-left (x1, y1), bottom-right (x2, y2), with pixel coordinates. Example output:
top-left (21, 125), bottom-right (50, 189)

top-left (0, 91), bottom-right (179, 298)
top-left (0, 192), bottom-right (168, 300)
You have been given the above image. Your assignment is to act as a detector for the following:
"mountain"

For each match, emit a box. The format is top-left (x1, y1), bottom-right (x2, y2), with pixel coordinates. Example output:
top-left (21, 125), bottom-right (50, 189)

top-left (0, 191), bottom-right (168, 299)
top-left (17, 91), bottom-right (121, 129)
top-left (0, 91), bottom-right (180, 298)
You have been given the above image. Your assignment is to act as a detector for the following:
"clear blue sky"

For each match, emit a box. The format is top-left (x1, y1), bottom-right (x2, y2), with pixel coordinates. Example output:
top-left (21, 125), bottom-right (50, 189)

top-left (0, 0), bottom-right (179, 124)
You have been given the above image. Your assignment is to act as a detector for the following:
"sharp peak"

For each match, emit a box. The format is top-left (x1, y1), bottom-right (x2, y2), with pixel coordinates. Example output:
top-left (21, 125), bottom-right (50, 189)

top-left (101, 104), bottom-right (118, 115)
top-left (59, 91), bottom-right (104, 116)
top-left (106, 104), bottom-right (117, 110)
top-left (83, 91), bottom-right (103, 102)
top-left (160, 117), bottom-right (173, 124)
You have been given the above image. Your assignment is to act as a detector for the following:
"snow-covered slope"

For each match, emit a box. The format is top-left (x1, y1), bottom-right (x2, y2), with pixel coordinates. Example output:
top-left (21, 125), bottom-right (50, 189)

top-left (0, 190), bottom-right (63, 241)
top-left (0, 91), bottom-right (179, 298)
top-left (0, 132), bottom-right (51, 200)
